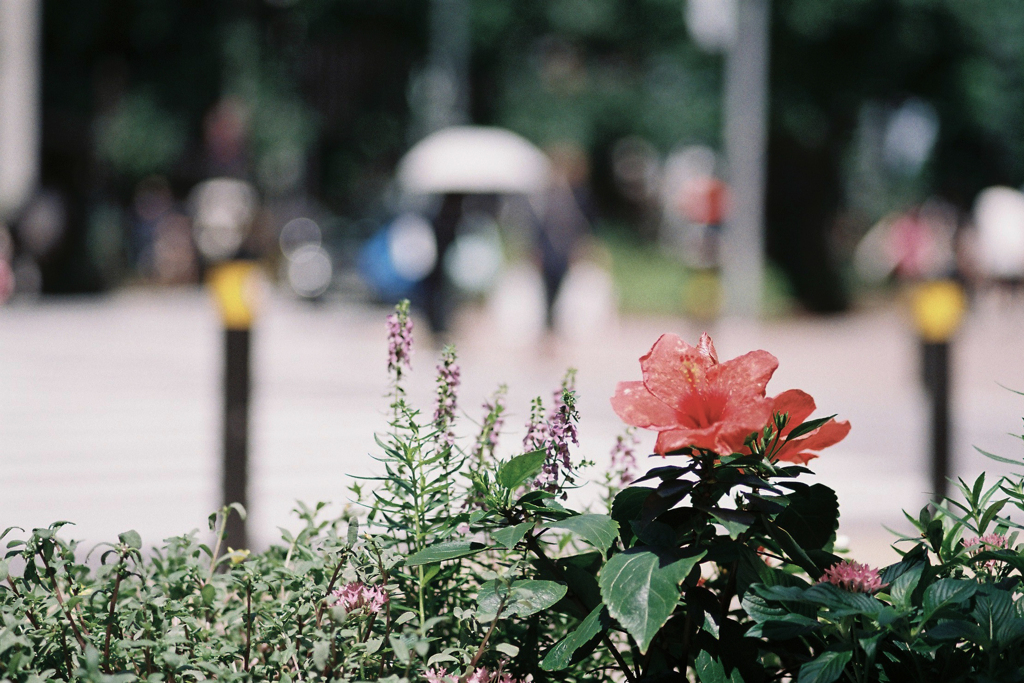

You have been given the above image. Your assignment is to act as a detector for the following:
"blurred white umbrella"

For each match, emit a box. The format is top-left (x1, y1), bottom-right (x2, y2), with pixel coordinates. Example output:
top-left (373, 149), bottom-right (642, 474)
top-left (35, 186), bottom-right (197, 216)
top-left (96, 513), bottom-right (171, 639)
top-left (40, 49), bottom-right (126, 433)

top-left (397, 126), bottom-right (550, 195)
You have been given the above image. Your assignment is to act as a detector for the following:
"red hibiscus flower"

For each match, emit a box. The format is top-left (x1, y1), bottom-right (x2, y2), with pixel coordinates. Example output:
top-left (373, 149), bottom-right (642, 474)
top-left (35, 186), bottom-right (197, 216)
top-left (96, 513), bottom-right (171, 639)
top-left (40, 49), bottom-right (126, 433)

top-left (768, 389), bottom-right (851, 465)
top-left (610, 333), bottom-right (778, 455)
top-left (611, 333), bottom-right (849, 459)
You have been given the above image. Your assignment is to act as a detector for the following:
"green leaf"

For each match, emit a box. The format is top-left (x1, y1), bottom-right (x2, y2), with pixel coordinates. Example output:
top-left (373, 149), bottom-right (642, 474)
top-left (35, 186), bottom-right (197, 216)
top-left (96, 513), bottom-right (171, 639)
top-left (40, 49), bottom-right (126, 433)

top-left (696, 650), bottom-right (745, 683)
top-left (746, 613), bottom-right (821, 640)
top-left (405, 541), bottom-right (489, 566)
top-left (548, 514), bottom-right (619, 553)
top-left (541, 604), bottom-right (608, 671)
top-left (312, 640), bottom-right (330, 670)
top-left (492, 522), bottom-right (533, 550)
top-left (888, 565), bottom-right (923, 608)
top-left (495, 643), bottom-right (520, 657)
top-left (774, 484), bottom-right (839, 551)
top-left (611, 486), bottom-right (653, 546)
top-left (118, 530), bottom-right (142, 550)
top-left (476, 579), bottom-right (567, 621)
top-left (707, 508), bottom-right (754, 539)
top-left (803, 584), bottom-right (885, 618)
top-left (498, 450), bottom-right (547, 490)
top-left (765, 522), bottom-right (823, 576)
top-left (347, 520), bottom-right (359, 546)
top-left (786, 415), bottom-right (837, 441)
top-left (201, 583), bottom-right (216, 606)
top-left (0, 558), bottom-right (7, 583)
top-left (922, 578), bottom-right (977, 617)
top-left (598, 548), bottom-right (705, 653)
top-left (797, 650), bottom-right (852, 683)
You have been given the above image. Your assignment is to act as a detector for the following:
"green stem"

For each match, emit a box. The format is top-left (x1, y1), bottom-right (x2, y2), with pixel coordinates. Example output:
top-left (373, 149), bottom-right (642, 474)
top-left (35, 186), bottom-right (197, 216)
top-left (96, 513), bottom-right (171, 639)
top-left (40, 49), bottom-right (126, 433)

top-left (209, 509), bottom-right (228, 578)
top-left (103, 553), bottom-right (128, 672)
top-left (39, 551), bottom-right (88, 649)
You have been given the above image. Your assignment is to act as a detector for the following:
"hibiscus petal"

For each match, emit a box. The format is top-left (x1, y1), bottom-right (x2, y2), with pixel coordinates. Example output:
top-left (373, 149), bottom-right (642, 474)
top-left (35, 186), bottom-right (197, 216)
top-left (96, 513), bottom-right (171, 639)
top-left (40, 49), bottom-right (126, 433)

top-left (716, 397), bottom-right (775, 454)
top-left (772, 389), bottom-right (816, 434)
top-left (610, 381), bottom-right (679, 429)
top-left (791, 419), bottom-right (851, 452)
top-left (655, 425), bottom-right (723, 454)
top-left (640, 334), bottom-right (714, 412)
top-left (708, 350), bottom-right (779, 400)
top-left (774, 419), bottom-right (851, 464)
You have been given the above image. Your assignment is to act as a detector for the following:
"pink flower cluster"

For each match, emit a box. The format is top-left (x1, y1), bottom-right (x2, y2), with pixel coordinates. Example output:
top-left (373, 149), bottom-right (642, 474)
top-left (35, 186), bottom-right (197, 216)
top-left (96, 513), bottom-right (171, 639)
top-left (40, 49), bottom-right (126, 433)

top-left (963, 533), bottom-right (1009, 550)
top-left (525, 374), bottom-right (581, 496)
top-left (386, 304), bottom-right (414, 376)
top-left (819, 560), bottom-right (885, 594)
top-left (426, 667), bottom-right (519, 683)
top-left (434, 346), bottom-right (461, 448)
top-left (964, 533), bottom-right (1011, 570)
top-left (609, 428), bottom-right (640, 485)
top-left (332, 582), bottom-right (389, 614)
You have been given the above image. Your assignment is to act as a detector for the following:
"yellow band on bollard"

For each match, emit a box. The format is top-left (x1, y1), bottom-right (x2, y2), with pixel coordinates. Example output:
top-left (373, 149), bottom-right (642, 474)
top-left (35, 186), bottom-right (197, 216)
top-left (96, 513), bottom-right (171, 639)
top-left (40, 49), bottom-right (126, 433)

top-left (208, 261), bottom-right (260, 329)
top-left (911, 279), bottom-right (966, 343)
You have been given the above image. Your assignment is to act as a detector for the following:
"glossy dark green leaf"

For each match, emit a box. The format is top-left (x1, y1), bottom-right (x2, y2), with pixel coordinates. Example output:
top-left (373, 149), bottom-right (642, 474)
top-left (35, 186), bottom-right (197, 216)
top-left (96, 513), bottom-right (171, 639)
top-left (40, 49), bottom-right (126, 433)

top-left (541, 604), bottom-right (608, 671)
top-left (888, 564), bottom-right (923, 608)
top-left (598, 548), bottom-right (705, 652)
top-left (476, 579), bottom-right (567, 621)
top-left (923, 578), bottom-right (977, 616)
top-left (405, 541), bottom-right (489, 566)
top-left (498, 450), bottom-right (547, 490)
top-left (746, 612), bottom-right (821, 640)
top-left (548, 514), bottom-right (619, 553)
top-left (695, 650), bottom-right (745, 683)
top-left (773, 484), bottom-right (839, 551)
top-left (797, 650), bottom-right (851, 683)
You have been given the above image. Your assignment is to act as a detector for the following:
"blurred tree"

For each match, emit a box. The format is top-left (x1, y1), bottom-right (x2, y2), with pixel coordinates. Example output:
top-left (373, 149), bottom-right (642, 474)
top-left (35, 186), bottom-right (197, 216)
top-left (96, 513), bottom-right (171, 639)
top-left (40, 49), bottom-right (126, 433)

top-left (769, 0), bottom-right (1024, 311)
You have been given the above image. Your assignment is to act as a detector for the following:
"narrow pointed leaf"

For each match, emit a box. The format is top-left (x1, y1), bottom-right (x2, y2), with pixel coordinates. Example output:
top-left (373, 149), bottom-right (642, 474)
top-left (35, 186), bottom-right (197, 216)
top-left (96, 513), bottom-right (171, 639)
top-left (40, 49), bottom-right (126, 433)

top-left (541, 604), bottom-right (608, 671)
top-left (405, 541), bottom-right (489, 566)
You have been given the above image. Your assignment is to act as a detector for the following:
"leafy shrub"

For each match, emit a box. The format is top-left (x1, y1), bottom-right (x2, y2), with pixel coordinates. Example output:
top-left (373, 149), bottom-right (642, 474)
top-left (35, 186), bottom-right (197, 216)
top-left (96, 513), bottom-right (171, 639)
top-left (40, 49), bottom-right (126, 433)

top-left (4, 302), bottom-right (1024, 683)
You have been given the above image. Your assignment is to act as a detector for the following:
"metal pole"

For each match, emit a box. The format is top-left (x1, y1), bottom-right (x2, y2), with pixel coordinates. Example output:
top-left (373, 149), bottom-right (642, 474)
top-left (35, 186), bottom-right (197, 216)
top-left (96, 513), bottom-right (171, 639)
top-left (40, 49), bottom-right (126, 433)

top-left (222, 327), bottom-right (251, 551)
top-left (721, 0), bottom-right (771, 318)
top-left (0, 0), bottom-right (40, 220)
top-left (922, 340), bottom-right (951, 501)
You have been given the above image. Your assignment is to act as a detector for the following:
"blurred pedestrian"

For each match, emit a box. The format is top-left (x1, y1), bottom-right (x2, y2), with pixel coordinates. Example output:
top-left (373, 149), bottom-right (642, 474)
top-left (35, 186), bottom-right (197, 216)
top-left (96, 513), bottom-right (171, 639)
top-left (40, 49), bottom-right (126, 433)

top-left (534, 143), bottom-right (592, 331)
top-left (424, 192), bottom-right (465, 335)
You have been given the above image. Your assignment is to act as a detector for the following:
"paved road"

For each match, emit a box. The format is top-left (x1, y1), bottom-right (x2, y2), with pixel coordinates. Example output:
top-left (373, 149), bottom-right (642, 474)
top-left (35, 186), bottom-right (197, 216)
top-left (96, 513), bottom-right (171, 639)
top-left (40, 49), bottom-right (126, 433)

top-left (3, 280), bottom-right (1024, 567)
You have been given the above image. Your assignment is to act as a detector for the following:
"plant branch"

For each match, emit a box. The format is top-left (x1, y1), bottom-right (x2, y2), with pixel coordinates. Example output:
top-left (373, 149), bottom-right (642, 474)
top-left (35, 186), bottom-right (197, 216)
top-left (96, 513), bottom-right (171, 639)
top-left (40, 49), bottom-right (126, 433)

top-left (103, 553), bottom-right (128, 672)
top-left (6, 576), bottom-right (41, 630)
top-left (39, 550), bottom-right (88, 649)
top-left (316, 553), bottom-right (348, 628)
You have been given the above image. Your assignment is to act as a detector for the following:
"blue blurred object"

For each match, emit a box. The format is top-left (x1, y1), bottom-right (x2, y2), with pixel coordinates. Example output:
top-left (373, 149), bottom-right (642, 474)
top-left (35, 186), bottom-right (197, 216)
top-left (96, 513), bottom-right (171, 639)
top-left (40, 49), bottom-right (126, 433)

top-left (357, 224), bottom-right (419, 301)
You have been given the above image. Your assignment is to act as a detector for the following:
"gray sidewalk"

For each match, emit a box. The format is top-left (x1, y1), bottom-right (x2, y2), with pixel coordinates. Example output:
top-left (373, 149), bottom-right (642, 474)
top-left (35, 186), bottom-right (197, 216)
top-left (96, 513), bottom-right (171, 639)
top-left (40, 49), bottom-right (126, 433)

top-left (3, 286), bottom-right (1024, 567)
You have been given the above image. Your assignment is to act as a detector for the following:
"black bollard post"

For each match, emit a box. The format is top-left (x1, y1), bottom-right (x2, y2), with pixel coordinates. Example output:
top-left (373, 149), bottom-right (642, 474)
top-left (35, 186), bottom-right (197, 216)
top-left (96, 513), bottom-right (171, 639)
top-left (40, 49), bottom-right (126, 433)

top-left (911, 280), bottom-right (965, 505)
top-left (223, 327), bottom-right (251, 551)
top-left (921, 340), bottom-right (951, 501)
top-left (209, 261), bottom-right (259, 552)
